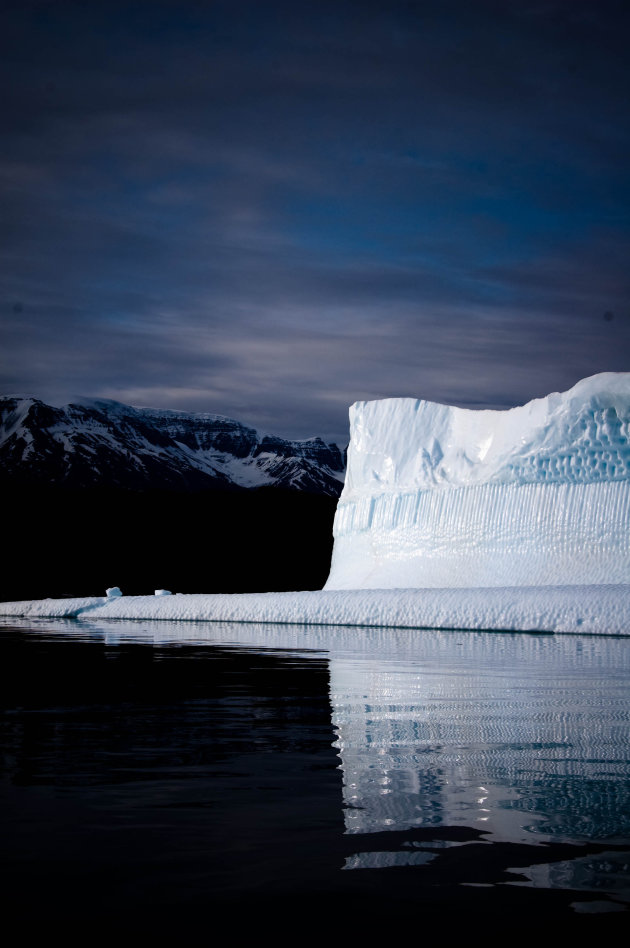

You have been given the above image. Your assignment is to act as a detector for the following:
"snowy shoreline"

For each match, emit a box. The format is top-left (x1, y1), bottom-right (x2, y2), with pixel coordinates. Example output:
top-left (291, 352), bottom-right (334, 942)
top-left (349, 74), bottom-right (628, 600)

top-left (1, 585), bottom-right (629, 636)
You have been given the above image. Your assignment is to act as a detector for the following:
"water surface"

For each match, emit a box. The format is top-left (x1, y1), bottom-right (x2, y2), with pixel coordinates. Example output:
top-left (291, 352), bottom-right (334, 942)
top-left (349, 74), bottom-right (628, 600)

top-left (1, 618), bottom-right (628, 939)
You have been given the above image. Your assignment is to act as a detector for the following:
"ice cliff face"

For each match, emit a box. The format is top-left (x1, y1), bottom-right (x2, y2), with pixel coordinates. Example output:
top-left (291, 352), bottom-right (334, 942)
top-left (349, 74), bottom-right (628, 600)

top-left (0, 396), bottom-right (345, 495)
top-left (325, 373), bottom-right (630, 588)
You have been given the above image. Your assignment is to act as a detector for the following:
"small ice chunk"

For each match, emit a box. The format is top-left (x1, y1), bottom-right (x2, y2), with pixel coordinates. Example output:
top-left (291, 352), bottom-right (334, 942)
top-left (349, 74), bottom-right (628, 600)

top-left (154, 589), bottom-right (172, 596)
top-left (106, 586), bottom-right (123, 598)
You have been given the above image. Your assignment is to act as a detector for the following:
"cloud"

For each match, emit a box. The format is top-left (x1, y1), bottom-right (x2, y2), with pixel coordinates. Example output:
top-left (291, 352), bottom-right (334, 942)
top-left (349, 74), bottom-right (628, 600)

top-left (1, 1), bottom-right (629, 443)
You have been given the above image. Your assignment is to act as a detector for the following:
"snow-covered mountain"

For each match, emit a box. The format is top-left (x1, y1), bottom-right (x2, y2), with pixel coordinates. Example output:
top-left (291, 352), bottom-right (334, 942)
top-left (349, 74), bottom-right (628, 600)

top-left (0, 395), bottom-right (346, 495)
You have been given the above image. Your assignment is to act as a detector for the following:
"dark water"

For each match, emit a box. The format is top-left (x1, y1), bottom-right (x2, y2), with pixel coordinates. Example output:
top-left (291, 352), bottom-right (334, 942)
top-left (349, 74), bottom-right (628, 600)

top-left (1, 619), bottom-right (629, 941)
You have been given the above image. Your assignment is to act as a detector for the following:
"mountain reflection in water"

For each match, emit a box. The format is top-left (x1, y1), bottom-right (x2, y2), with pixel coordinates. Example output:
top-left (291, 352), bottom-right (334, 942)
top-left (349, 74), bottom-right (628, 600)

top-left (1, 618), bottom-right (629, 935)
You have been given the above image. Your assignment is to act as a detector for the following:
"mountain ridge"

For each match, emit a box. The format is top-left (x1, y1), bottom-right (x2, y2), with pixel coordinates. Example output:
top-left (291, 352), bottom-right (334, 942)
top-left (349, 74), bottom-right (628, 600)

top-left (0, 395), bottom-right (346, 495)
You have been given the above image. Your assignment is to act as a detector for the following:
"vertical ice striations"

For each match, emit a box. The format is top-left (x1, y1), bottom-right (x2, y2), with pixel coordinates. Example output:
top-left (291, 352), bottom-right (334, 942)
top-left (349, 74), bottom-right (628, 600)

top-left (325, 373), bottom-right (630, 588)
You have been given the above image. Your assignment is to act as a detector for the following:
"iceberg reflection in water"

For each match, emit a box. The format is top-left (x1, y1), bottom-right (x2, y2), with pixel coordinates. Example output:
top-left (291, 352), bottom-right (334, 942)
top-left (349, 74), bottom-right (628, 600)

top-left (7, 617), bottom-right (630, 911)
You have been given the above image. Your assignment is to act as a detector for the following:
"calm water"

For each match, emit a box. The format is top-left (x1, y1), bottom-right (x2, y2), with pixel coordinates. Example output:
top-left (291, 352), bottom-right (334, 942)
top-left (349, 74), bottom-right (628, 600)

top-left (1, 618), bottom-right (629, 939)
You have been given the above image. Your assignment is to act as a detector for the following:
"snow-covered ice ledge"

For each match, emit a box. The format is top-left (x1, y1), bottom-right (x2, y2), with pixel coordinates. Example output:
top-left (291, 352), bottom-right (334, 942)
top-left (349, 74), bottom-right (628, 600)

top-left (0, 586), bottom-right (629, 636)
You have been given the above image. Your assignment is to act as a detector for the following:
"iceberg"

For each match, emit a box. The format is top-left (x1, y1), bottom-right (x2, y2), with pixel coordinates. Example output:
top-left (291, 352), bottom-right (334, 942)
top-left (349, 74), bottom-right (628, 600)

top-left (1, 373), bottom-right (629, 635)
top-left (325, 372), bottom-right (630, 589)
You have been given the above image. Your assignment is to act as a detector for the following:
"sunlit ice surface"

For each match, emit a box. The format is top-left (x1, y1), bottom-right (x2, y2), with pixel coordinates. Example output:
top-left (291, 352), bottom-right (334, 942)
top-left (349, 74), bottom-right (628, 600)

top-left (326, 373), bottom-right (630, 589)
top-left (1, 585), bottom-right (629, 635)
top-left (5, 616), bottom-right (629, 916)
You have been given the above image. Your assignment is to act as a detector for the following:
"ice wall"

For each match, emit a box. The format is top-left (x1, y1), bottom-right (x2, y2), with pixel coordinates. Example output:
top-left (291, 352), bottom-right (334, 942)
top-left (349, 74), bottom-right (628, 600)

top-left (325, 373), bottom-right (630, 588)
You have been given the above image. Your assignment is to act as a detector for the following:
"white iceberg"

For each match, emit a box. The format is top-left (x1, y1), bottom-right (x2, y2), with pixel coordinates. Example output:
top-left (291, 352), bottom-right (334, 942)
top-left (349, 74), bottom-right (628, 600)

top-left (1, 373), bottom-right (628, 635)
top-left (325, 372), bottom-right (630, 589)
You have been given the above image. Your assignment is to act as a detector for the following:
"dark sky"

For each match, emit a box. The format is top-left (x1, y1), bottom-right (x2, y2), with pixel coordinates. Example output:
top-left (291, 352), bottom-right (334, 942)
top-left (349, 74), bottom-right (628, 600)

top-left (2, 0), bottom-right (629, 443)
